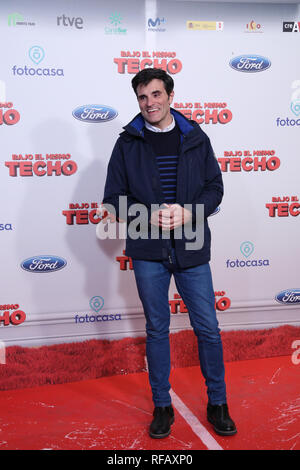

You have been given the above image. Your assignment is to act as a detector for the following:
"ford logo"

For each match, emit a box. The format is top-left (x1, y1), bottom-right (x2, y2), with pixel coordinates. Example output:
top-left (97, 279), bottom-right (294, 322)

top-left (275, 289), bottom-right (300, 305)
top-left (230, 55), bottom-right (271, 73)
top-left (72, 105), bottom-right (118, 123)
top-left (21, 256), bottom-right (67, 273)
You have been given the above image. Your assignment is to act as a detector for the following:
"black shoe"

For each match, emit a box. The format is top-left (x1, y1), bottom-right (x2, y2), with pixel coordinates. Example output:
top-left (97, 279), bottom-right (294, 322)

top-left (207, 403), bottom-right (237, 436)
top-left (149, 405), bottom-right (174, 439)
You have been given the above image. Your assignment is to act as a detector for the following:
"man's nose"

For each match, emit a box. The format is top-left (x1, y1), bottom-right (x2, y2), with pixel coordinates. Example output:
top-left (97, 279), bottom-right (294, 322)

top-left (146, 96), bottom-right (155, 107)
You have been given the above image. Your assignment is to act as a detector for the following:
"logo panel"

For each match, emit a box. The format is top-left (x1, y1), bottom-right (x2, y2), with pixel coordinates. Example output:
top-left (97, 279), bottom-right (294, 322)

top-left (275, 289), bottom-right (300, 305)
top-left (21, 256), bottom-right (67, 273)
top-left (230, 55), bottom-right (271, 73)
top-left (72, 105), bottom-right (118, 123)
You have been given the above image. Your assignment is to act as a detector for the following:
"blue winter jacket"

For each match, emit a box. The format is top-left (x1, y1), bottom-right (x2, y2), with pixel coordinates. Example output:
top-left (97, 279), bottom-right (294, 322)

top-left (102, 108), bottom-right (223, 268)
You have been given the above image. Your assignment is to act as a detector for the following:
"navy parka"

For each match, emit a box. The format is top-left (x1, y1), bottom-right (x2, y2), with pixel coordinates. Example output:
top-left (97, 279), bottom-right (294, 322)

top-left (102, 108), bottom-right (223, 268)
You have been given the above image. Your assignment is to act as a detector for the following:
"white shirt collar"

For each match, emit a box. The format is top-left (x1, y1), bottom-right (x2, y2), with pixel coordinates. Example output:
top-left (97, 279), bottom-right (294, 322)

top-left (144, 115), bottom-right (175, 133)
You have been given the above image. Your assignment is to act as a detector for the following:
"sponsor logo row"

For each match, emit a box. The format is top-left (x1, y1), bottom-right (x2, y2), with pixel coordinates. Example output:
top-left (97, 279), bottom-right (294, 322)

top-left (15, 237), bottom-right (298, 276)
top-left (187, 20), bottom-right (300, 33)
top-left (6, 12), bottom-right (300, 34)
top-left (1, 287), bottom-right (299, 329)
top-left (115, 51), bottom-right (273, 75)
top-left (4, 153), bottom-right (299, 182)
top-left (4, 193), bottom-right (298, 243)
top-left (1, 76), bottom-right (299, 132)
top-left (10, 46), bottom-right (274, 77)
top-left (62, 196), bottom-right (299, 226)
top-left (2, 190), bottom-right (299, 220)
top-left (45, 288), bottom-right (300, 309)
top-left (0, 292), bottom-right (229, 329)
top-left (5, 44), bottom-right (300, 77)
top-left (115, 241), bottom-right (293, 273)
top-left (2, 101), bottom-right (299, 130)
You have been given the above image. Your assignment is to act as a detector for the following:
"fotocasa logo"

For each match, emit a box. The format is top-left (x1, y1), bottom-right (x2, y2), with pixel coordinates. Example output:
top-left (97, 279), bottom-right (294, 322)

top-left (74, 296), bottom-right (122, 323)
top-left (275, 80), bottom-right (300, 127)
top-left (12, 46), bottom-right (64, 77)
top-left (226, 241), bottom-right (270, 268)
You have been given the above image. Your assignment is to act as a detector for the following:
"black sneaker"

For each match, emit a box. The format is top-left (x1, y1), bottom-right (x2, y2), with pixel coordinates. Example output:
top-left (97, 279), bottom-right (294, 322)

top-left (207, 403), bottom-right (237, 436)
top-left (149, 405), bottom-right (175, 439)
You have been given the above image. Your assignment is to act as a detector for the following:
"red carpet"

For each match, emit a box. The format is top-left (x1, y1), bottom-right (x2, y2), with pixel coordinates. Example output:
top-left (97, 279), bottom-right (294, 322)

top-left (1, 325), bottom-right (299, 391)
top-left (0, 355), bottom-right (299, 450)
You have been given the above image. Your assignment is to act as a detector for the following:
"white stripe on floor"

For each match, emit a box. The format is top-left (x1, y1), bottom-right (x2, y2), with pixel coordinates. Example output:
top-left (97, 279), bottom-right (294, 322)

top-left (170, 389), bottom-right (223, 451)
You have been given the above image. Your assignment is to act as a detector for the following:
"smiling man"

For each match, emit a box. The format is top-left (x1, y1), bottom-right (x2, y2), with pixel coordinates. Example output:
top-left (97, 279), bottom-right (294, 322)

top-left (102, 68), bottom-right (236, 439)
top-left (136, 77), bottom-right (174, 129)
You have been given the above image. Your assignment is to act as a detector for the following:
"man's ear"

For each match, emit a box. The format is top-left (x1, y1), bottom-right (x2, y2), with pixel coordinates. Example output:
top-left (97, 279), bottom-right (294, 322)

top-left (168, 90), bottom-right (175, 105)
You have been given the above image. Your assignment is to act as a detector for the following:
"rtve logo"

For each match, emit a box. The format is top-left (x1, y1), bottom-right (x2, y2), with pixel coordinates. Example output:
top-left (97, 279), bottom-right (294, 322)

top-left (57, 14), bottom-right (83, 29)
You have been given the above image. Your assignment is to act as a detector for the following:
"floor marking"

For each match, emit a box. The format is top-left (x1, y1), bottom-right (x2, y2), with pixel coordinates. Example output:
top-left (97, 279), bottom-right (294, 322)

top-left (270, 367), bottom-right (282, 384)
top-left (170, 389), bottom-right (223, 451)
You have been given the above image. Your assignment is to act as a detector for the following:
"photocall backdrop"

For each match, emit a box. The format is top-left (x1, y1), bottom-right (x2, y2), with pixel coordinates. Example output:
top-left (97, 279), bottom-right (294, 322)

top-left (1, 0), bottom-right (300, 347)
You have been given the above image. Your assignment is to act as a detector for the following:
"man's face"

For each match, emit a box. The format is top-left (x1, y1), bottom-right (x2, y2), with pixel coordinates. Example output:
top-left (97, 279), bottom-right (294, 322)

top-left (136, 78), bottom-right (174, 130)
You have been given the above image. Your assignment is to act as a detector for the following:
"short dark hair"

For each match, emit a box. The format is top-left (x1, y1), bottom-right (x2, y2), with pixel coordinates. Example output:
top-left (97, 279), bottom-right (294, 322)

top-left (131, 68), bottom-right (174, 97)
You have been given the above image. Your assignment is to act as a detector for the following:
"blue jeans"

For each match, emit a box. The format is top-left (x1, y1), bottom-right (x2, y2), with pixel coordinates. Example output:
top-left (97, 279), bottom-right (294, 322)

top-left (132, 250), bottom-right (226, 407)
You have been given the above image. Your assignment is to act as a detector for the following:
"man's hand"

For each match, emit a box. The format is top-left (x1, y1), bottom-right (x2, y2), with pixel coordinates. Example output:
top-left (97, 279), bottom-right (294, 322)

top-left (168, 203), bottom-right (192, 229)
top-left (150, 203), bottom-right (192, 230)
top-left (97, 204), bottom-right (125, 223)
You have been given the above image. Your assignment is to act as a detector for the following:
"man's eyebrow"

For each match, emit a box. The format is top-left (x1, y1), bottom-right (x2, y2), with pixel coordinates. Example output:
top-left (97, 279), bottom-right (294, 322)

top-left (138, 90), bottom-right (161, 98)
top-left (137, 89), bottom-right (162, 99)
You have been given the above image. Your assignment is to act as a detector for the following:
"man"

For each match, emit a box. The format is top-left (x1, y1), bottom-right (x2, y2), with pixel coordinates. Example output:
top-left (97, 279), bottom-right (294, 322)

top-left (102, 68), bottom-right (236, 439)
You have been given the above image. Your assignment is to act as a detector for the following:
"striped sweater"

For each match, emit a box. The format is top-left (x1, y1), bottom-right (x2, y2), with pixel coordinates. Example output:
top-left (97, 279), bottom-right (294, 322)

top-left (144, 124), bottom-right (181, 204)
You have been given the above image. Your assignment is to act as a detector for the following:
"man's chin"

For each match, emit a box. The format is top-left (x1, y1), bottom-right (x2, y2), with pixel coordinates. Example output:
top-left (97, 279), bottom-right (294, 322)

top-left (142, 112), bottom-right (160, 124)
top-left (149, 119), bottom-right (160, 126)
top-left (147, 114), bottom-right (158, 121)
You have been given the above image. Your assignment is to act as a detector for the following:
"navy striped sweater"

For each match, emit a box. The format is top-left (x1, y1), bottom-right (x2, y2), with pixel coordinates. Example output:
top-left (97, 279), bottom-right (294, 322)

top-left (144, 124), bottom-right (181, 204)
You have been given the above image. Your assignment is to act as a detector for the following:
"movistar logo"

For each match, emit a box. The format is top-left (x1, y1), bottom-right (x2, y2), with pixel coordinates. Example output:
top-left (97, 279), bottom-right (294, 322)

top-left (148, 17), bottom-right (166, 31)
